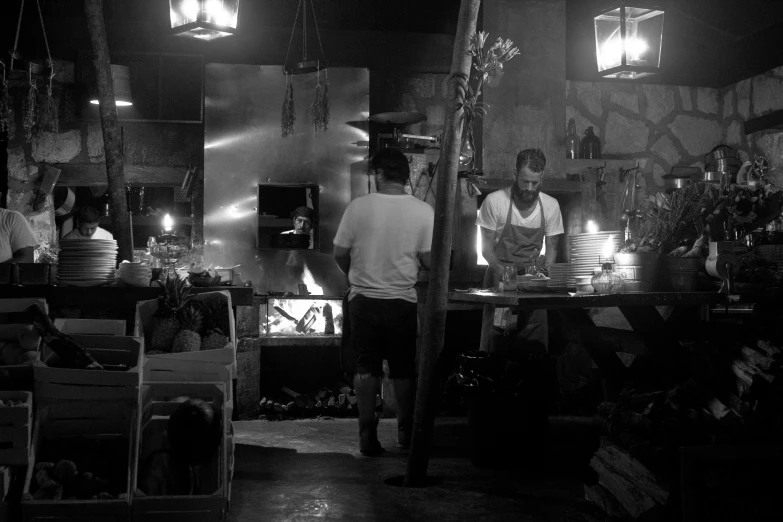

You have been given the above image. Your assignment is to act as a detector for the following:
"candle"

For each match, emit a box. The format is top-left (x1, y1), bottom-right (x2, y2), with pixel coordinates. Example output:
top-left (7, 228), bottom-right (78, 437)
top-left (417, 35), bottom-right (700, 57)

top-left (162, 213), bottom-right (174, 232)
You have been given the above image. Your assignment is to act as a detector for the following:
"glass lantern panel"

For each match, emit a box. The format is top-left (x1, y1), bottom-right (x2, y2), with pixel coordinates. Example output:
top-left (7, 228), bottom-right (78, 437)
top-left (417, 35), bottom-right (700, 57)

top-left (203, 0), bottom-right (240, 28)
top-left (594, 8), bottom-right (623, 73)
top-left (170, 0), bottom-right (200, 29)
top-left (627, 9), bottom-right (664, 69)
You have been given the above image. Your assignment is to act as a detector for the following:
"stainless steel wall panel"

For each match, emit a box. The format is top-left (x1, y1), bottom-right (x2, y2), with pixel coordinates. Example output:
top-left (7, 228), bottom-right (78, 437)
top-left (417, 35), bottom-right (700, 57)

top-left (204, 64), bottom-right (369, 294)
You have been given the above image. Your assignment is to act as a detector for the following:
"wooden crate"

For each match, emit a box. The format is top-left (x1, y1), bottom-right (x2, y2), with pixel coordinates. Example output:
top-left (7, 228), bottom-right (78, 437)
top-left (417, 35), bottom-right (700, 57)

top-left (53, 319), bottom-right (127, 337)
top-left (21, 401), bottom-right (137, 522)
top-left (134, 291), bottom-right (237, 379)
top-left (0, 391), bottom-right (32, 466)
top-left (133, 382), bottom-right (229, 522)
top-left (34, 335), bottom-right (145, 402)
top-left (0, 299), bottom-right (46, 392)
top-left (143, 358), bottom-right (233, 405)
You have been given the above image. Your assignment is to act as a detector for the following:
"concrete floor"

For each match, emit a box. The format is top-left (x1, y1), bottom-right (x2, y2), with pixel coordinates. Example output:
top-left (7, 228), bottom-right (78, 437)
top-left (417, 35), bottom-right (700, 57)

top-left (228, 417), bottom-right (603, 522)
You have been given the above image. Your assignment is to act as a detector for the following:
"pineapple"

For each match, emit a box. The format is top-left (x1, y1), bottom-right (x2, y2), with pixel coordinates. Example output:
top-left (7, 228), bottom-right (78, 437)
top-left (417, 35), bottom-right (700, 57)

top-left (201, 300), bottom-right (229, 351)
top-left (151, 275), bottom-right (192, 352)
top-left (172, 306), bottom-right (203, 353)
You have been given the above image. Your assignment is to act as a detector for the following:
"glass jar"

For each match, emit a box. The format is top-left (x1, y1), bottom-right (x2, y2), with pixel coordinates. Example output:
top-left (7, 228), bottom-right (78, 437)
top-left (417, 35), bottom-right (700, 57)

top-left (591, 262), bottom-right (624, 293)
top-left (565, 118), bottom-right (580, 159)
top-left (500, 264), bottom-right (516, 291)
top-left (580, 126), bottom-right (602, 159)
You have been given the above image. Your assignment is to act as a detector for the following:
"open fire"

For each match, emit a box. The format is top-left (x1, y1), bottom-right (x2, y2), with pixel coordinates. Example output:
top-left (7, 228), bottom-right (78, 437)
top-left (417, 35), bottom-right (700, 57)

top-left (263, 298), bottom-right (343, 336)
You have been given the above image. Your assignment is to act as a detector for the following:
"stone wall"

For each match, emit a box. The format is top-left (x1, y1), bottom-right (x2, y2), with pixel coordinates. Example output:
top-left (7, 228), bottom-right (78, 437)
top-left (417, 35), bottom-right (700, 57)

top-left (566, 81), bottom-right (727, 198)
top-left (722, 65), bottom-right (783, 186)
top-left (3, 59), bottom-right (202, 248)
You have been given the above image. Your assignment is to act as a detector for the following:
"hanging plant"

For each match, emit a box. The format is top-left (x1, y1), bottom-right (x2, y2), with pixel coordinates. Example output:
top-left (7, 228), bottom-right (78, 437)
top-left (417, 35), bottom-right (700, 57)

top-left (0, 63), bottom-right (11, 135)
top-left (309, 67), bottom-right (325, 131)
top-left (320, 70), bottom-right (330, 131)
top-left (22, 65), bottom-right (39, 142)
top-left (37, 60), bottom-right (59, 133)
top-left (281, 72), bottom-right (295, 138)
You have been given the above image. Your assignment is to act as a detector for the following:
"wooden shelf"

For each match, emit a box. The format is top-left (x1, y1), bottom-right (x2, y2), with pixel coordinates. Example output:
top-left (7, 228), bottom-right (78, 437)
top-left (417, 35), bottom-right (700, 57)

top-left (743, 109), bottom-right (783, 135)
top-left (99, 216), bottom-right (193, 226)
top-left (257, 218), bottom-right (293, 228)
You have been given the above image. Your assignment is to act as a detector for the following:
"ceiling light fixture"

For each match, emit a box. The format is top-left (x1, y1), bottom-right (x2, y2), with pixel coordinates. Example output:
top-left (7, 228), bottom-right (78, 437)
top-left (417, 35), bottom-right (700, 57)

top-left (594, 2), bottom-right (665, 79)
top-left (89, 64), bottom-right (133, 106)
top-left (169, 0), bottom-right (240, 41)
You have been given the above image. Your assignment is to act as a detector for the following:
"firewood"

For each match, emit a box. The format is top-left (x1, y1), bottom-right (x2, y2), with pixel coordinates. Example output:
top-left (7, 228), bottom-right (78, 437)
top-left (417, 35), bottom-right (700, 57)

top-left (741, 346), bottom-right (774, 372)
top-left (315, 400), bottom-right (323, 408)
top-left (327, 396), bottom-right (336, 408)
top-left (590, 455), bottom-right (657, 518)
top-left (735, 360), bottom-right (775, 385)
top-left (584, 483), bottom-right (630, 519)
top-left (317, 390), bottom-right (328, 400)
top-left (732, 362), bottom-right (754, 397)
top-left (347, 395), bottom-right (357, 406)
top-left (281, 386), bottom-right (301, 398)
top-left (273, 402), bottom-right (283, 412)
top-left (594, 440), bottom-right (669, 505)
top-left (339, 385), bottom-right (352, 395)
top-left (756, 340), bottom-right (782, 359)
top-left (259, 397), bottom-right (268, 408)
top-left (725, 394), bottom-right (750, 416)
top-left (704, 397), bottom-right (739, 422)
top-left (338, 394), bottom-right (347, 408)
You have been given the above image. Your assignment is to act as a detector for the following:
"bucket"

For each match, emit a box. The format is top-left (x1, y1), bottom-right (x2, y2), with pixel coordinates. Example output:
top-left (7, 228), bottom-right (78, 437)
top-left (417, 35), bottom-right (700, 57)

top-left (614, 252), bottom-right (661, 288)
top-left (662, 256), bottom-right (702, 291)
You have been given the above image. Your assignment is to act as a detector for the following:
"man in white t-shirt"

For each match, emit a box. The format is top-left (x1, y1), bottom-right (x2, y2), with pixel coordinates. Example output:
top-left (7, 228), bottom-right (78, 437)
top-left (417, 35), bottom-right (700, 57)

top-left (476, 148), bottom-right (564, 355)
top-left (334, 148), bottom-right (433, 456)
top-left (0, 208), bottom-right (39, 263)
top-left (62, 206), bottom-right (114, 240)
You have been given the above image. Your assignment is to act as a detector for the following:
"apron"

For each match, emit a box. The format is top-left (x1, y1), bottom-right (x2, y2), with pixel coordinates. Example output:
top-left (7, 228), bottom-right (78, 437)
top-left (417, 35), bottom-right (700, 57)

top-left (479, 190), bottom-right (546, 352)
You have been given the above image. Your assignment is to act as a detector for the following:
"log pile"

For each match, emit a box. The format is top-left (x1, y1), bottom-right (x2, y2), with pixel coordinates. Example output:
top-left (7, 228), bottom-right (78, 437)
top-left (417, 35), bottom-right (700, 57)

top-left (258, 383), bottom-right (376, 420)
top-left (585, 336), bottom-right (783, 520)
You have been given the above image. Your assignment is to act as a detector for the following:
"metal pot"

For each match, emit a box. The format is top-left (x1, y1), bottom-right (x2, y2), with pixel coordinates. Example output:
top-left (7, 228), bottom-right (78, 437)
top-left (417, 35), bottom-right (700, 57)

top-left (662, 174), bottom-right (691, 192)
top-left (704, 146), bottom-right (739, 164)
top-left (695, 171), bottom-right (735, 184)
top-left (706, 157), bottom-right (742, 171)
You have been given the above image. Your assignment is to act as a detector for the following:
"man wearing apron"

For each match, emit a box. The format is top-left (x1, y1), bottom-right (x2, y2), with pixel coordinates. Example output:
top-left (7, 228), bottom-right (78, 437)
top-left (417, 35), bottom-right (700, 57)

top-left (476, 148), bottom-right (563, 355)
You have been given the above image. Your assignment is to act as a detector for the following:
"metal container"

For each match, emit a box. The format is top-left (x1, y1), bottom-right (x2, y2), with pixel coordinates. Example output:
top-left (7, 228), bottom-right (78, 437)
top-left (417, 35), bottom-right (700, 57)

top-left (706, 157), bottom-right (742, 172)
top-left (662, 174), bottom-right (691, 192)
top-left (695, 171), bottom-right (735, 184)
top-left (704, 147), bottom-right (739, 164)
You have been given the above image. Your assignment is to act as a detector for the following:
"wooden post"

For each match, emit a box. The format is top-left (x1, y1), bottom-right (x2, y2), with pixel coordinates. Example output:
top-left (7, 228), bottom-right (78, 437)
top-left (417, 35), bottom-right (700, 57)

top-left (191, 168), bottom-right (205, 252)
top-left (405, 0), bottom-right (481, 487)
top-left (84, 0), bottom-right (132, 263)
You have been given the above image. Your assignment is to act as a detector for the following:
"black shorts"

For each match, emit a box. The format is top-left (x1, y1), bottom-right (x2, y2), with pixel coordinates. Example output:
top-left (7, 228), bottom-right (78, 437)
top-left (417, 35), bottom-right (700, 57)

top-left (347, 294), bottom-right (417, 379)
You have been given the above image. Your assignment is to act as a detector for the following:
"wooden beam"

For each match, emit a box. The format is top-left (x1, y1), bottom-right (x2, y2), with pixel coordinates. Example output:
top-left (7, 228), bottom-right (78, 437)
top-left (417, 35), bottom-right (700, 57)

top-left (743, 109), bottom-right (783, 135)
top-left (54, 164), bottom-right (187, 187)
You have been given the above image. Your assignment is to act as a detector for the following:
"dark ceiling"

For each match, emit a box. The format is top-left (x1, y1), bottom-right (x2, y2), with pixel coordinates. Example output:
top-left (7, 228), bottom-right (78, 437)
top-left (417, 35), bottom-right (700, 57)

top-left (2, 0), bottom-right (783, 88)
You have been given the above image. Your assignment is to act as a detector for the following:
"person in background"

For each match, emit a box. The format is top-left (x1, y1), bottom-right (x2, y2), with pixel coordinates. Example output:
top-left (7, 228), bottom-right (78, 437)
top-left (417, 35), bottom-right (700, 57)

top-left (62, 206), bottom-right (114, 240)
top-left (280, 205), bottom-right (315, 249)
top-left (0, 207), bottom-right (39, 263)
top-left (333, 148), bottom-right (434, 456)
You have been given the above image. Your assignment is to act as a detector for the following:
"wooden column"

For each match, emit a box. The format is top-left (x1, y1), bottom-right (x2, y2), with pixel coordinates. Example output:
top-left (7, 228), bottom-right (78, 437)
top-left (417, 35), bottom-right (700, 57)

top-left (405, 0), bottom-right (481, 487)
top-left (191, 168), bottom-right (205, 251)
top-left (84, 0), bottom-right (132, 262)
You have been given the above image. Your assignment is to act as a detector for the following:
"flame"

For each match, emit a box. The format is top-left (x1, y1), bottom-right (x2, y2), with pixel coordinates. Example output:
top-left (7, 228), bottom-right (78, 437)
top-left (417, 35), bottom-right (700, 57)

top-left (586, 220), bottom-right (599, 234)
top-left (602, 235), bottom-right (615, 261)
top-left (301, 263), bottom-right (324, 295)
top-left (266, 298), bottom-right (343, 336)
top-left (162, 214), bottom-right (174, 231)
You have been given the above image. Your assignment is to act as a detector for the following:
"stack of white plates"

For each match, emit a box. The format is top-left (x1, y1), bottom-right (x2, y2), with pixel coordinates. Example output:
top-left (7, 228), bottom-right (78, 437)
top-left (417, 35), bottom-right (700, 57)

top-left (58, 239), bottom-right (118, 287)
top-left (569, 232), bottom-right (624, 280)
top-left (547, 263), bottom-right (572, 292)
top-left (116, 261), bottom-right (152, 287)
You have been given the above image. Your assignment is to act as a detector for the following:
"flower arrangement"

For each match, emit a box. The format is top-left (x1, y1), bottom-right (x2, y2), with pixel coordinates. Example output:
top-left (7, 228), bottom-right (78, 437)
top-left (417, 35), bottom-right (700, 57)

top-left (35, 241), bottom-right (59, 264)
top-left (461, 32), bottom-right (520, 154)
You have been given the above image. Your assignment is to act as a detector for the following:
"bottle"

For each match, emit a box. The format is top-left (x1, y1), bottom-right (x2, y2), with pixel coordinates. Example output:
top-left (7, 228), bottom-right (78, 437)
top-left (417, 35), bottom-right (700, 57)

top-left (591, 262), bottom-right (624, 294)
top-left (565, 118), bottom-right (580, 159)
top-left (580, 126), bottom-right (602, 159)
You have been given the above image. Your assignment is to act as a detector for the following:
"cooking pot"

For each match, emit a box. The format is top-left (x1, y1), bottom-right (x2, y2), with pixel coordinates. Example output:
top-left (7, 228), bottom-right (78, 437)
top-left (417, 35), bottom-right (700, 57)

top-left (704, 146), bottom-right (739, 165)
top-left (694, 171), bottom-right (735, 184)
top-left (662, 174), bottom-right (691, 192)
top-left (706, 157), bottom-right (742, 172)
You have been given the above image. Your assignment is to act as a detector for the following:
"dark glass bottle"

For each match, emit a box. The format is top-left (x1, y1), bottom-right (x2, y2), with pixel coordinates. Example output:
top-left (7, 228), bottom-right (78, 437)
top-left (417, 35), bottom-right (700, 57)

top-left (580, 126), bottom-right (602, 159)
top-left (565, 118), bottom-right (580, 159)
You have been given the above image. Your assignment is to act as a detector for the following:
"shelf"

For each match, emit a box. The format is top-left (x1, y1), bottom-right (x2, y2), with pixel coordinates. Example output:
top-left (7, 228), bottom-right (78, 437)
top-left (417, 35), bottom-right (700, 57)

top-left (257, 218), bottom-right (293, 228)
top-left (743, 109), bottom-right (783, 135)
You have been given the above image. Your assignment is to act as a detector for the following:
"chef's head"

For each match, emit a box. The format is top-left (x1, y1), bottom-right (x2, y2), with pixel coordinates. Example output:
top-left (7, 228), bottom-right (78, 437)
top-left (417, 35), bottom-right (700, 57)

top-left (371, 148), bottom-right (410, 188)
top-left (514, 148), bottom-right (546, 204)
top-left (76, 206), bottom-right (102, 237)
top-left (291, 206), bottom-right (314, 234)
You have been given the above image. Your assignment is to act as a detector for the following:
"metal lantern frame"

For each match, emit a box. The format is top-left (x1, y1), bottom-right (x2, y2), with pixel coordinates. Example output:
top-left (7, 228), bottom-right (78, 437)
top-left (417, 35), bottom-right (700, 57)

top-left (169, 0), bottom-right (240, 41)
top-left (594, 2), bottom-right (665, 79)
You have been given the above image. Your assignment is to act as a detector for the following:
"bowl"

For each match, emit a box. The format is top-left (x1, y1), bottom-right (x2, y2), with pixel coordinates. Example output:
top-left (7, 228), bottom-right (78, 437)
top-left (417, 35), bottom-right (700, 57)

top-left (575, 283), bottom-right (594, 293)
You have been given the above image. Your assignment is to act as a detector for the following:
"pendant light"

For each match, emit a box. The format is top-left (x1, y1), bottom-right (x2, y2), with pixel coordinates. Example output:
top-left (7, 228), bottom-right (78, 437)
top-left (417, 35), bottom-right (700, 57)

top-left (169, 0), bottom-right (240, 41)
top-left (594, 2), bottom-right (665, 79)
top-left (89, 64), bottom-right (132, 106)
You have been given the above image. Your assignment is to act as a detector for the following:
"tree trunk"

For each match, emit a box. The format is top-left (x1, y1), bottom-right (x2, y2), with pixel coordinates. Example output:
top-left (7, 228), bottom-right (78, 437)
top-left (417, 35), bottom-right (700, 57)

top-left (405, 0), bottom-right (481, 487)
top-left (190, 168), bottom-right (205, 252)
top-left (84, 0), bottom-right (132, 262)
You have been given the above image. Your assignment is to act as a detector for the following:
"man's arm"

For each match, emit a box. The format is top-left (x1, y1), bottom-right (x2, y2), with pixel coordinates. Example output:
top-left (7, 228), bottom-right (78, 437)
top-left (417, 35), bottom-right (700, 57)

top-left (2, 246), bottom-right (35, 264)
top-left (333, 245), bottom-right (351, 275)
top-left (480, 226), bottom-right (503, 280)
top-left (544, 234), bottom-right (561, 267)
top-left (418, 251), bottom-right (431, 269)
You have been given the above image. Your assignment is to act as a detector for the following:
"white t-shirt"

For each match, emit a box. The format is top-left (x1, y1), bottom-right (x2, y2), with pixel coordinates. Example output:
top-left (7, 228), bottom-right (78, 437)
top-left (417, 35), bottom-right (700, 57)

top-left (334, 193), bottom-right (434, 303)
top-left (0, 208), bottom-right (40, 263)
top-left (476, 189), bottom-right (564, 242)
top-left (62, 227), bottom-right (114, 240)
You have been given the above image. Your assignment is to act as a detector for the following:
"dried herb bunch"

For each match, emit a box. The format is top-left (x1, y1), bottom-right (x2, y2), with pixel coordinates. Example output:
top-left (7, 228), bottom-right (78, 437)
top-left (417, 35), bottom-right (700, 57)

top-left (0, 63), bottom-right (11, 134)
top-left (23, 69), bottom-right (39, 142)
top-left (37, 62), bottom-right (59, 134)
top-left (281, 73), bottom-right (295, 138)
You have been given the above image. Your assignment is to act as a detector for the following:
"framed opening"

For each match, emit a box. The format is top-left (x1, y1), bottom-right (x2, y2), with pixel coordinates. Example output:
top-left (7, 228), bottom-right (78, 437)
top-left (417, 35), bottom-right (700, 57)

top-left (257, 183), bottom-right (319, 250)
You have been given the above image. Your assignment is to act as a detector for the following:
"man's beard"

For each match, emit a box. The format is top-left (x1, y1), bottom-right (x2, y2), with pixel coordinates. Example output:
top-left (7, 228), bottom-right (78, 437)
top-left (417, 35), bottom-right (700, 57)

top-left (514, 186), bottom-right (540, 205)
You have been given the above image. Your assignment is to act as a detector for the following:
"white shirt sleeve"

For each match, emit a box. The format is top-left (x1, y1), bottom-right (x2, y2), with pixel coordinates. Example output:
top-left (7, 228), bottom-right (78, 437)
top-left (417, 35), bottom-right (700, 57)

top-left (9, 212), bottom-right (39, 252)
top-left (544, 197), bottom-right (564, 237)
top-left (476, 191), bottom-right (504, 231)
top-left (333, 202), bottom-right (355, 248)
top-left (418, 204), bottom-right (434, 253)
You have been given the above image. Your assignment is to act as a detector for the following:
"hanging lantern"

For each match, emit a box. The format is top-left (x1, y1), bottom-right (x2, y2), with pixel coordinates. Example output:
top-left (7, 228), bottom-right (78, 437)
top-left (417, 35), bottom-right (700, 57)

top-left (169, 0), bottom-right (240, 41)
top-left (594, 2), bottom-right (664, 79)
top-left (89, 64), bottom-right (133, 106)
